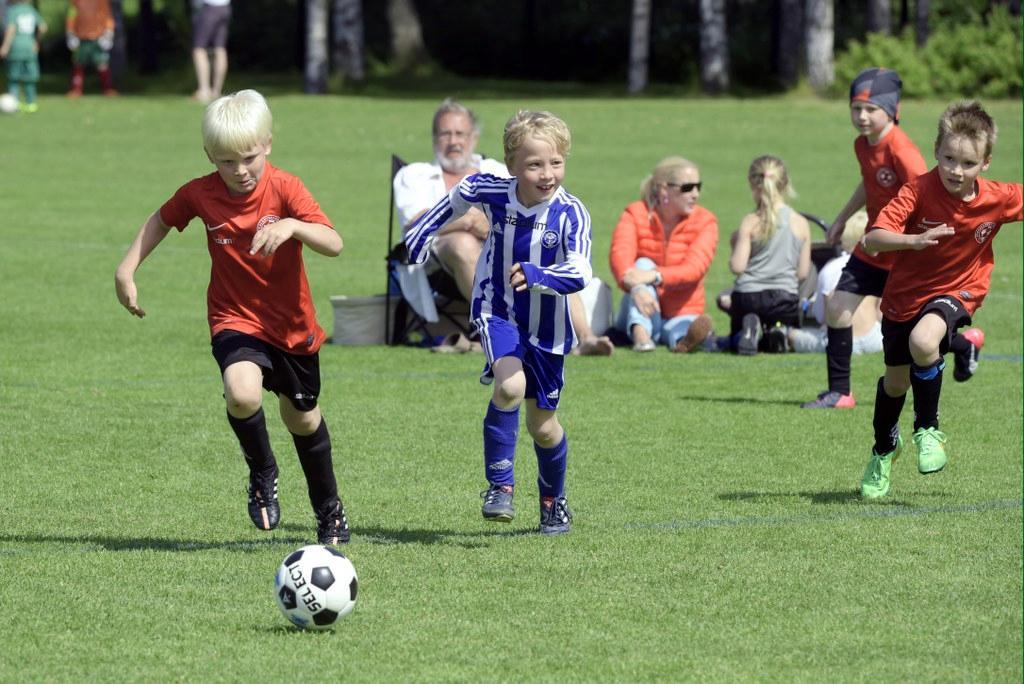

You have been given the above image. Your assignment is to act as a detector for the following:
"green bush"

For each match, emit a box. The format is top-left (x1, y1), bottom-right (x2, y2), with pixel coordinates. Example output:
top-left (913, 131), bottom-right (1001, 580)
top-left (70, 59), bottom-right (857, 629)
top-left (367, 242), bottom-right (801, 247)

top-left (834, 6), bottom-right (1022, 99)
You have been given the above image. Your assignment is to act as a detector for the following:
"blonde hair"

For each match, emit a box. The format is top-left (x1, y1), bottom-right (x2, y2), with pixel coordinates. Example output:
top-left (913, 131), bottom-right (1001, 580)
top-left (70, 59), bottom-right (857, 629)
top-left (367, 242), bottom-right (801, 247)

top-left (502, 110), bottom-right (571, 168)
top-left (935, 100), bottom-right (997, 159)
top-left (202, 90), bottom-right (273, 153)
top-left (841, 210), bottom-right (868, 253)
top-left (747, 155), bottom-right (794, 242)
top-left (640, 156), bottom-right (699, 208)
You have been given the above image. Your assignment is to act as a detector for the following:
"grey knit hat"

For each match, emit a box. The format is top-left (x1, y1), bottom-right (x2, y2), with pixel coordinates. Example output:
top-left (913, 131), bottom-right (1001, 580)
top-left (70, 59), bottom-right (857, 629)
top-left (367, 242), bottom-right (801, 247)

top-left (849, 67), bottom-right (902, 123)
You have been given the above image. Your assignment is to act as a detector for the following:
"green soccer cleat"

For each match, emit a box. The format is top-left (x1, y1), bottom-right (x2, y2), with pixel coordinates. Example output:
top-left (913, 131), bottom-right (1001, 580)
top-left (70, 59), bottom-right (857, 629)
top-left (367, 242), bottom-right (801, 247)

top-left (914, 427), bottom-right (948, 474)
top-left (861, 436), bottom-right (902, 499)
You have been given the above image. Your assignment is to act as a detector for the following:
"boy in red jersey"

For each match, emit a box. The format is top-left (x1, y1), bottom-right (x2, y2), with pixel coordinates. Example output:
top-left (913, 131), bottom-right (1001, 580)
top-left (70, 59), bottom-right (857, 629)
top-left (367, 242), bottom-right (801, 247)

top-left (802, 68), bottom-right (930, 408)
top-left (114, 90), bottom-right (351, 543)
top-left (859, 100), bottom-right (1023, 498)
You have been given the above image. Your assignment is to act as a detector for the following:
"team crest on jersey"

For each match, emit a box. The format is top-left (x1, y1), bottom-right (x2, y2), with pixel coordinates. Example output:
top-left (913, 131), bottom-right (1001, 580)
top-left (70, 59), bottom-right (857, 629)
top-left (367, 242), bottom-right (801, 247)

top-left (974, 222), bottom-right (996, 244)
top-left (875, 167), bottom-right (897, 187)
top-left (542, 230), bottom-right (559, 248)
top-left (257, 214), bottom-right (281, 229)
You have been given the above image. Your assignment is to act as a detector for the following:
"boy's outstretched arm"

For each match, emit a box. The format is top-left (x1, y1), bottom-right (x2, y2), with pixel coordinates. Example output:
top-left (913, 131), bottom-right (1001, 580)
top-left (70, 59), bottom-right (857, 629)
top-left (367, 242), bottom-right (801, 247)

top-left (115, 211), bottom-right (172, 318)
top-left (249, 219), bottom-right (341, 258)
top-left (862, 224), bottom-right (955, 253)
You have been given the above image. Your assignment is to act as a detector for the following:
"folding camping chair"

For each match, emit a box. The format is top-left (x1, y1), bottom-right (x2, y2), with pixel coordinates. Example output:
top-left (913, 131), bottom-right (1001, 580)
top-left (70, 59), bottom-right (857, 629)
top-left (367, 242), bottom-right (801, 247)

top-left (385, 154), bottom-right (474, 346)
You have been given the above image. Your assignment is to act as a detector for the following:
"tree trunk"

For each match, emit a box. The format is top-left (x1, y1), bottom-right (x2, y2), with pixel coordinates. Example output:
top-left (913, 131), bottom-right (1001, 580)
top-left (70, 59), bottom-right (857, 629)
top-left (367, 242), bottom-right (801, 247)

top-left (867, 0), bottom-right (891, 34)
top-left (915, 0), bottom-right (930, 46)
top-left (109, 0), bottom-right (127, 86)
top-left (627, 0), bottom-right (652, 93)
top-left (138, 0), bottom-right (158, 73)
top-left (805, 0), bottom-right (833, 94)
top-left (774, 0), bottom-right (803, 88)
top-left (305, 0), bottom-right (329, 93)
top-left (332, 0), bottom-right (365, 81)
top-left (699, 0), bottom-right (730, 94)
top-left (387, 0), bottom-right (427, 71)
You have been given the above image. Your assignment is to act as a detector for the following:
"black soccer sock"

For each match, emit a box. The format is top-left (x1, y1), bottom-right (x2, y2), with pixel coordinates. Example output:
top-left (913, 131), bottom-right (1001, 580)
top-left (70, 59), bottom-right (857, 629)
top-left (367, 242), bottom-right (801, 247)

top-left (910, 359), bottom-right (944, 431)
top-left (826, 326), bottom-right (853, 395)
top-left (292, 418), bottom-right (339, 510)
top-left (872, 377), bottom-right (906, 454)
top-left (227, 408), bottom-right (276, 474)
top-left (949, 333), bottom-right (971, 356)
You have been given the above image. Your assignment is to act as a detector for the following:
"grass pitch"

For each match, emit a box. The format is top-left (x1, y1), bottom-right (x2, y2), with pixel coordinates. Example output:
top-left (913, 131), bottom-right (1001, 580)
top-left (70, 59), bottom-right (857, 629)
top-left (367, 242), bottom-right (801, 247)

top-left (0, 90), bottom-right (1020, 682)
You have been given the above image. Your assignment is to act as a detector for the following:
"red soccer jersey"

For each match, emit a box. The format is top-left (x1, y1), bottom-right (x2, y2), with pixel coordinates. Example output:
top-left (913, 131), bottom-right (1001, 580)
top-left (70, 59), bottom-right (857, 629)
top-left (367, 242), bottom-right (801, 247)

top-left (160, 162), bottom-right (334, 354)
top-left (851, 125), bottom-right (928, 270)
top-left (873, 168), bottom-right (1023, 322)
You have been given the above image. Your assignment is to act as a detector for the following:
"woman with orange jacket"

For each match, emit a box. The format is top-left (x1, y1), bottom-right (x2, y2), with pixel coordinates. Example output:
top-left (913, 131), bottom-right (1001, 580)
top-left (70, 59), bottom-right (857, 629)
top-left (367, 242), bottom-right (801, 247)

top-left (609, 156), bottom-right (718, 352)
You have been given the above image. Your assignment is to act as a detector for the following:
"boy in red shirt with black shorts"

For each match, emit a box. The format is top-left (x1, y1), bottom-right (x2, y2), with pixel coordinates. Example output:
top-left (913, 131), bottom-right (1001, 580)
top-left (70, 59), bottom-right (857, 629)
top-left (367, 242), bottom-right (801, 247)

top-left (859, 100), bottom-right (1023, 499)
top-left (115, 90), bottom-right (351, 543)
top-left (802, 67), bottom-right (930, 409)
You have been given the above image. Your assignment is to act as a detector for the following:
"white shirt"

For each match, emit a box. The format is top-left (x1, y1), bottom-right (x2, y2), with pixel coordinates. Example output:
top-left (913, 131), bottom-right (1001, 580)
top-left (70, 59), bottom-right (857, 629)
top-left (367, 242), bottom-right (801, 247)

top-left (811, 252), bottom-right (850, 325)
top-left (393, 154), bottom-right (509, 230)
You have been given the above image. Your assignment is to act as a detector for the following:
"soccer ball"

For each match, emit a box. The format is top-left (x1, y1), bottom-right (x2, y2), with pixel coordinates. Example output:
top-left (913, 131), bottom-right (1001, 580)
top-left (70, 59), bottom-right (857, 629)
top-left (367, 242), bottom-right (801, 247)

top-left (275, 545), bottom-right (358, 629)
top-left (0, 93), bottom-right (18, 115)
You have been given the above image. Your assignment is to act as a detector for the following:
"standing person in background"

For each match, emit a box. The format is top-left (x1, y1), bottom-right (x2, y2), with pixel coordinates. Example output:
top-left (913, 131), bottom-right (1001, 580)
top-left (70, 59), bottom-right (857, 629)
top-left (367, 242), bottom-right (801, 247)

top-left (728, 155), bottom-right (812, 355)
top-left (0, 0), bottom-right (46, 113)
top-left (609, 156), bottom-right (717, 353)
top-left (191, 0), bottom-right (231, 104)
top-left (65, 0), bottom-right (116, 97)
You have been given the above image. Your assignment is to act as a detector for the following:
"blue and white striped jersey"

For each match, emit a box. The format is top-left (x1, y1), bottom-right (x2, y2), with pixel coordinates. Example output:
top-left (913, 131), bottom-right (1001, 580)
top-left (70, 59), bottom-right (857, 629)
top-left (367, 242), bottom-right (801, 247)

top-left (405, 173), bottom-right (593, 355)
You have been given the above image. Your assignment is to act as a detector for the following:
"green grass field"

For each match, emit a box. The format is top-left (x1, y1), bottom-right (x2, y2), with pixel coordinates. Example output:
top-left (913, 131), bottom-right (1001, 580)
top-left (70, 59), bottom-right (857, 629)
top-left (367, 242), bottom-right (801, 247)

top-left (1, 90), bottom-right (1021, 682)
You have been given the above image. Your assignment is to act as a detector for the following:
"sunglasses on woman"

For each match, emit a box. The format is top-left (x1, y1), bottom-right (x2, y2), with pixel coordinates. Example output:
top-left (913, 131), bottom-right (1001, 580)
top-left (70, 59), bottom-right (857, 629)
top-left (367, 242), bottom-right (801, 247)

top-left (665, 181), bottom-right (702, 193)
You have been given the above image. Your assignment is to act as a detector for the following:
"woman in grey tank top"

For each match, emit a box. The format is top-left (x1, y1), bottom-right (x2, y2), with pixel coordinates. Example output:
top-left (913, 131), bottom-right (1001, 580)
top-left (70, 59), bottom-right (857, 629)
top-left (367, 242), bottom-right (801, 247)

top-left (727, 155), bottom-right (811, 354)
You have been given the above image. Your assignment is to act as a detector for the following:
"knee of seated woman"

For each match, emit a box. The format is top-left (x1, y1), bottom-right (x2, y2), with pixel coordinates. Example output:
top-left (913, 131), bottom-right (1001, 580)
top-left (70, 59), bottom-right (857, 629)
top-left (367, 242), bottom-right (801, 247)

top-left (634, 256), bottom-right (657, 271)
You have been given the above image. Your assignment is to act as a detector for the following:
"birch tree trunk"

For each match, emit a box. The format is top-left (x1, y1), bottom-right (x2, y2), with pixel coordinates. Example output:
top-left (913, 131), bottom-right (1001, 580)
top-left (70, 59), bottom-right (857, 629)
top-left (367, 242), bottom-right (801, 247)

top-left (627, 0), bottom-right (652, 93)
top-left (332, 0), bottom-right (365, 81)
top-left (305, 0), bottom-right (329, 93)
top-left (805, 0), bottom-right (833, 94)
top-left (699, 0), bottom-right (730, 94)
top-left (867, 0), bottom-right (891, 34)
top-left (388, 0), bottom-right (427, 71)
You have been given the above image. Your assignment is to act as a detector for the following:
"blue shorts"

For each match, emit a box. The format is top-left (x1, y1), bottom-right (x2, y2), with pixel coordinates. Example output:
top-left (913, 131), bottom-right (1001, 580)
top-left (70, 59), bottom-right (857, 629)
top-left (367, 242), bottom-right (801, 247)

top-left (475, 315), bottom-right (565, 410)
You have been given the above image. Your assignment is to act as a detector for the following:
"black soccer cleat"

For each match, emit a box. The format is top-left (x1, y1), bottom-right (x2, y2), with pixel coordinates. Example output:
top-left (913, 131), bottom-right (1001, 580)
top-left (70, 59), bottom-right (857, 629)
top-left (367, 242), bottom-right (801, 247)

top-left (316, 498), bottom-right (351, 545)
top-left (539, 496), bottom-right (572, 536)
top-left (247, 466), bottom-right (280, 531)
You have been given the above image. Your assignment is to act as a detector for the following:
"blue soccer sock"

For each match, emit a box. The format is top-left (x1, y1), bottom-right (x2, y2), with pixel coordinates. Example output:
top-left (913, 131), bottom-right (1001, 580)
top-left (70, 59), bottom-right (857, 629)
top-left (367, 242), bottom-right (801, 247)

top-left (535, 434), bottom-right (567, 499)
top-left (483, 402), bottom-right (519, 486)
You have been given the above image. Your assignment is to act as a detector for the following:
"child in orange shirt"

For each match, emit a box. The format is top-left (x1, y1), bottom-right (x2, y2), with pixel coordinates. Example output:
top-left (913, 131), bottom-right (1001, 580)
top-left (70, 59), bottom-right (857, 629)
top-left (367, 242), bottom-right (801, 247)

top-left (115, 90), bottom-right (351, 543)
top-left (802, 68), bottom-right (929, 408)
top-left (65, 0), bottom-right (116, 96)
top-left (859, 101), bottom-right (1023, 499)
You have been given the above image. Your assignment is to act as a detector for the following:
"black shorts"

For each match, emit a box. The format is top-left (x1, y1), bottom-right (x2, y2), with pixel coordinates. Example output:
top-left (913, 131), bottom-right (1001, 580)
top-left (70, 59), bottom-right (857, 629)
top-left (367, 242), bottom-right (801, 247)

top-left (881, 296), bottom-right (972, 367)
top-left (729, 289), bottom-right (801, 338)
top-left (211, 330), bottom-right (321, 411)
top-left (193, 4), bottom-right (231, 49)
top-left (835, 253), bottom-right (889, 297)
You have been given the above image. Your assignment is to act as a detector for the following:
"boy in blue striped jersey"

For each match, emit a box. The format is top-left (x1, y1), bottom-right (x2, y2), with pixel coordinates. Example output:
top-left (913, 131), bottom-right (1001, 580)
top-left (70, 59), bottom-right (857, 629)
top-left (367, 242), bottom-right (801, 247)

top-left (405, 110), bottom-right (591, 535)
